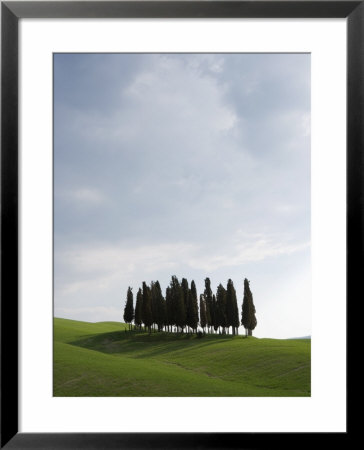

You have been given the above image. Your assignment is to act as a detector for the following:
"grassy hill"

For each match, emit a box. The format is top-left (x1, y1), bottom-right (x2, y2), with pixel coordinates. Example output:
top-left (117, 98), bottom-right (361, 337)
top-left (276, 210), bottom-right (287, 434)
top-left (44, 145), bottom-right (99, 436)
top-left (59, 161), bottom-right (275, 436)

top-left (54, 318), bottom-right (310, 397)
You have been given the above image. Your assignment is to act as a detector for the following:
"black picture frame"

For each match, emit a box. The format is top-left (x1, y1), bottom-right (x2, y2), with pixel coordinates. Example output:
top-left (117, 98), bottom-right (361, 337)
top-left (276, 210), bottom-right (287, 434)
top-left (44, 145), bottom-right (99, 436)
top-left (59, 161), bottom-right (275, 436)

top-left (1, 1), bottom-right (358, 448)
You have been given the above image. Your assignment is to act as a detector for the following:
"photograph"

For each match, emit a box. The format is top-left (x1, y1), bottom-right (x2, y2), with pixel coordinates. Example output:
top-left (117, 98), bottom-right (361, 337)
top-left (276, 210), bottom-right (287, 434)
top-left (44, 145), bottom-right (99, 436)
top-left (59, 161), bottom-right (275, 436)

top-left (53, 52), bottom-right (311, 397)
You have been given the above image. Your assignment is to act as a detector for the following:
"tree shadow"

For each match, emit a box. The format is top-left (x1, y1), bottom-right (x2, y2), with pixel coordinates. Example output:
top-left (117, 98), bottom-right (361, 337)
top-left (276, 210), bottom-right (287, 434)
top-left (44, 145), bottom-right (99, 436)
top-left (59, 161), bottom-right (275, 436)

top-left (69, 330), bottom-right (238, 359)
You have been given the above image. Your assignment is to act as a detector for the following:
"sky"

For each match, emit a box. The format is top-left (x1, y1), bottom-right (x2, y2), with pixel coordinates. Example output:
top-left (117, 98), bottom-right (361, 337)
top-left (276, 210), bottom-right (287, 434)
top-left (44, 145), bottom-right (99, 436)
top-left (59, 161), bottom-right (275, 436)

top-left (54, 53), bottom-right (311, 339)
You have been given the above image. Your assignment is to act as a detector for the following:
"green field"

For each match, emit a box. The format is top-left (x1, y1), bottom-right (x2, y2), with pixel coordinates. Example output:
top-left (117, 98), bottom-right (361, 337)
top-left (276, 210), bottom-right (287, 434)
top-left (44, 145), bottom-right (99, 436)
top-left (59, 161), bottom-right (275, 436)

top-left (54, 317), bottom-right (310, 397)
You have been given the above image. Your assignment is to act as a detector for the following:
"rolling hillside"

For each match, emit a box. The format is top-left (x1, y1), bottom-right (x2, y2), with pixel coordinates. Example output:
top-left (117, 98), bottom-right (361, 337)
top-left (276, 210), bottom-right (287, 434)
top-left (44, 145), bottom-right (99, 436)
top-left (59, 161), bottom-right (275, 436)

top-left (54, 318), bottom-right (310, 397)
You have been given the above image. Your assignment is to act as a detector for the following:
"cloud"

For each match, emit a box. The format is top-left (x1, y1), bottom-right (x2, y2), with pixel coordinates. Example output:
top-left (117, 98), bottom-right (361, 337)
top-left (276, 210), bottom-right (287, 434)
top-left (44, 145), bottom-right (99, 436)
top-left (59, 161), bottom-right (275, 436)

top-left (55, 186), bottom-right (110, 206)
top-left (55, 233), bottom-right (309, 299)
top-left (71, 187), bottom-right (108, 205)
top-left (188, 238), bottom-right (309, 272)
top-left (60, 54), bottom-right (239, 158)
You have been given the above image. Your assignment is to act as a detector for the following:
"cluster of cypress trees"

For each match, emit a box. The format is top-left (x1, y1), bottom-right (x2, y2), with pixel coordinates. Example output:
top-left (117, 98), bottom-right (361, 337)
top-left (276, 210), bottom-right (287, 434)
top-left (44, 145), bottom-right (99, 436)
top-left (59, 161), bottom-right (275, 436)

top-left (123, 276), bottom-right (257, 336)
top-left (199, 278), bottom-right (240, 335)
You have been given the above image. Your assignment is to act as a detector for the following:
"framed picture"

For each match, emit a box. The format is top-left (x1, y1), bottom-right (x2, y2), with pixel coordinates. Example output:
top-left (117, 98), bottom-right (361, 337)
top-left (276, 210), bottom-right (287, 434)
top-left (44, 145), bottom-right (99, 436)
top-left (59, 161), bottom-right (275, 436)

top-left (1, 1), bottom-right (357, 448)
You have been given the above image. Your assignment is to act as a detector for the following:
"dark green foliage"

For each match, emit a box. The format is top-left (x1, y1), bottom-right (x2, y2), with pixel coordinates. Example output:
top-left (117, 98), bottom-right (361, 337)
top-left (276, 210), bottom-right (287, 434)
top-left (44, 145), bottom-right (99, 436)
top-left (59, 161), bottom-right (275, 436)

top-left (165, 275), bottom-right (186, 332)
top-left (199, 294), bottom-right (207, 332)
top-left (134, 288), bottom-right (143, 330)
top-left (165, 286), bottom-right (173, 332)
top-left (123, 286), bottom-right (134, 331)
top-left (216, 283), bottom-right (227, 332)
top-left (212, 295), bottom-right (218, 332)
top-left (142, 282), bottom-right (153, 332)
top-left (172, 276), bottom-right (186, 332)
top-left (181, 278), bottom-right (189, 309)
top-left (241, 280), bottom-right (250, 332)
top-left (181, 278), bottom-right (190, 331)
top-left (150, 281), bottom-right (158, 330)
top-left (183, 278), bottom-right (192, 332)
top-left (241, 278), bottom-right (257, 336)
top-left (204, 278), bottom-right (213, 332)
top-left (170, 276), bottom-right (180, 326)
top-left (160, 299), bottom-right (167, 331)
top-left (231, 284), bottom-right (240, 335)
top-left (226, 279), bottom-right (240, 335)
top-left (189, 280), bottom-right (199, 332)
top-left (151, 280), bottom-right (166, 331)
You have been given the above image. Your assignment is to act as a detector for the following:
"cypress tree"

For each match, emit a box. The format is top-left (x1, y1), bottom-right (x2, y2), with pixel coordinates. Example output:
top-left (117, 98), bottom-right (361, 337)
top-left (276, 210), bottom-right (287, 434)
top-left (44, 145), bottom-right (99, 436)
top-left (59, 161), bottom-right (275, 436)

top-left (142, 281), bottom-right (153, 333)
top-left (241, 278), bottom-right (257, 336)
top-left (160, 295), bottom-right (167, 332)
top-left (181, 278), bottom-right (190, 332)
top-left (189, 280), bottom-right (199, 333)
top-left (226, 279), bottom-right (239, 335)
top-left (185, 285), bottom-right (193, 333)
top-left (152, 280), bottom-right (165, 332)
top-left (216, 283), bottom-right (227, 334)
top-left (134, 288), bottom-right (143, 330)
top-left (204, 278), bottom-right (213, 333)
top-left (123, 286), bottom-right (134, 331)
top-left (212, 294), bottom-right (218, 333)
top-left (242, 278), bottom-right (250, 336)
top-left (170, 276), bottom-right (179, 329)
top-left (150, 281), bottom-right (158, 332)
top-left (199, 294), bottom-right (207, 334)
top-left (232, 280), bottom-right (240, 335)
top-left (165, 286), bottom-right (173, 332)
top-left (158, 281), bottom-right (167, 332)
top-left (173, 277), bottom-right (185, 333)
top-left (232, 298), bottom-right (240, 335)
